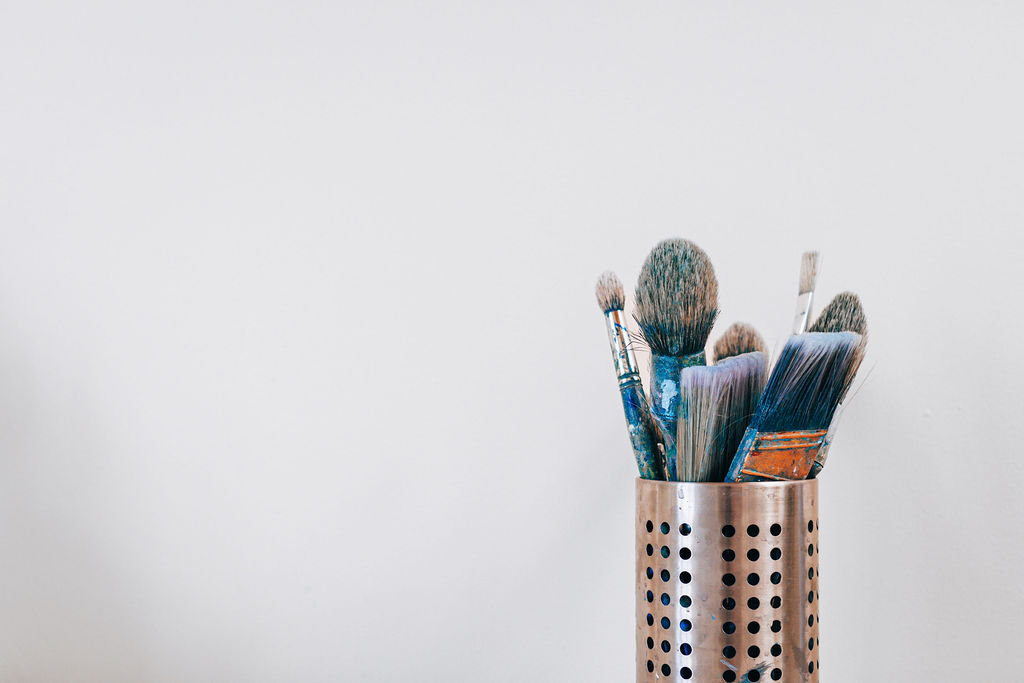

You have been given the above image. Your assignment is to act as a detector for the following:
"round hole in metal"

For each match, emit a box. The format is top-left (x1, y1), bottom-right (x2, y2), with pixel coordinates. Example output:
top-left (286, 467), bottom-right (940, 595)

top-left (680, 547), bottom-right (692, 560)
top-left (722, 597), bottom-right (736, 610)
top-left (770, 572), bottom-right (782, 585)
top-left (660, 569), bottom-right (670, 582)
top-left (660, 617), bottom-right (671, 629)
top-left (661, 522), bottom-right (671, 534)
top-left (662, 664), bottom-right (671, 676)
top-left (747, 670), bottom-right (761, 682)
top-left (747, 548), bottom-right (760, 561)
top-left (646, 567), bottom-right (654, 579)
top-left (680, 619), bottom-right (692, 632)
top-left (723, 573), bottom-right (736, 586)
top-left (747, 573), bottom-right (760, 586)
top-left (722, 549), bottom-right (736, 562)
top-left (747, 621), bottom-right (760, 634)
top-left (770, 596), bottom-right (782, 609)
top-left (681, 643), bottom-right (692, 656)
top-left (681, 666), bottom-right (692, 679)
top-left (770, 548), bottom-right (782, 560)
top-left (807, 520), bottom-right (814, 533)
top-left (808, 637), bottom-right (815, 650)
top-left (661, 593), bottom-right (671, 606)
top-left (769, 523), bottom-right (782, 536)
top-left (661, 640), bottom-right (671, 653)
top-left (770, 619), bottom-right (782, 633)
top-left (747, 645), bottom-right (760, 658)
top-left (646, 521), bottom-right (654, 533)
top-left (807, 543), bottom-right (814, 556)
top-left (808, 661), bottom-right (815, 674)
top-left (723, 621), bottom-right (736, 634)
top-left (722, 524), bottom-right (735, 537)
top-left (646, 590), bottom-right (654, 602)
top-left (747, 597), bottom-right (760, 609)
top-left (723, 670), bottom-right (736, 682)
top-left (808, 615), bottom-right (814, 627)
top-left (747, 524), bottom-right (760, 537)
top-left (808, 591), bottom-right (814, 604)
top-left (646, 614), bottom-right (654, 626)
top-left (646, 637), bottom-right (654, 649)
top-left (680, 595), bottom-right (692, 608)
top-left (808, 567), bottom-right (814, 579)
top-left (679, 571), bottom-right (692, 584)
top-left (646, 660), bottom-right (654, 673)
top-left (646, 544), bottom-right (654, 556)
top-left (770, 644), bottom-right (782, 656)
top-left (661, 546), bottom-right (671, 558)
top-left (770, 668), bottom-right (782, 681)
top-left (723, 645), bottom-right (736, 658)
top-left (680, 523), bottom-right (692, 536)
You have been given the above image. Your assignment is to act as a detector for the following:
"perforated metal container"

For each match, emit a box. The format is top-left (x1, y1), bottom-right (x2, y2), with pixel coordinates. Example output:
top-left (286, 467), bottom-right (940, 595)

top-left (636, 479), bottom-right (821, 682)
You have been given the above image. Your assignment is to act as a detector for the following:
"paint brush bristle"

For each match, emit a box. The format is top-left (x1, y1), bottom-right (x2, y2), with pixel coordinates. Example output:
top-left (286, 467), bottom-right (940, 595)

top-left (713, 322), bottom-right (767, 363)
top-left (634, 239), bottom-right (719, 356)
top-left (750, 332), bottom-right (865, 434)
top-left (799, 251), bottom-right (820, 295)
top-left (809, 291), bottom-right (867, 335)
top-left (677, 351), bottom-right (767, 482)
top-left (594, 271), bottom-right (626, 313)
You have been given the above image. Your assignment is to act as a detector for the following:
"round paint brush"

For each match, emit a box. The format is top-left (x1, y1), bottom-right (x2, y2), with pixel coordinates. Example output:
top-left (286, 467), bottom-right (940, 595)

top-left (595, 272), bottom-right (667, 480)
top-left (808, 291), bottom-right (868, 478)
top-left (792, 251), bottom-right (820, 335)
top-left (712, 322), bottom-right (767, 364)
top-left (634, 239), bottom-right (719, 480)
top-left (809, 291), bottom-right (867, 335)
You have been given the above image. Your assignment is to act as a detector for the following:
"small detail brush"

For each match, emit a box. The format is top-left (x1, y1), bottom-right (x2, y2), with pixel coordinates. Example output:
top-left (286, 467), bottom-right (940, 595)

top-left (634, 239), bottom-right (719, 480)
top-left (677, 351), bottom-right (767, 482)
top-left (596, 272), bottom-right (667, 480)
top-left (712, 322), bottom-right (767, 363)
top-left (725, 332), bottom-right (865, 482)
top-left (808, 292), bottom-right (868, 477)
top-left (792, 251), bottom-right (820, 335)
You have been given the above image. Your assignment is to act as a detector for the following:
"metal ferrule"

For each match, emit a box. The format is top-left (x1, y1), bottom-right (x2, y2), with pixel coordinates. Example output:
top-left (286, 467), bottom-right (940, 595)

top-left (726, 427), bottom-right (827, 482)
top-left (808, 403), bottom-right (845, 479)
top-left (650, 351), bottom-right (706, 481)
top-left (605, 310), bottom-right (642, 386)
top-left (792, 290), bottom-right (814, 335)
top-left (636, 478), bottom-right (821, 683)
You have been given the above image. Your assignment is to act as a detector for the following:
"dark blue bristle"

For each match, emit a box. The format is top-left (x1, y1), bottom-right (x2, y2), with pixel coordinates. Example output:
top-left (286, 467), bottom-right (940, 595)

top-left (751, 332), bottom-right (864, 433)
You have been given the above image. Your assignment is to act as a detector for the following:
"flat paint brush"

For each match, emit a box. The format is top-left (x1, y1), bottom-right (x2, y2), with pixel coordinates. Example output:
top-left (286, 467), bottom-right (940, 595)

top-left (712, 322), bottom-right (767, 363)
top-left (596, 272), bottom-right (667, 480)
top-left (634, 239), bottom-right (719, 480)
top-left (808, 291), bottom-right (868, 477)
top-left (725, 332), bottom-right (865, 482)
top-left (792, 251), bottom-right (820, 335)
top-left (677, 351), bottom-right (767, 482)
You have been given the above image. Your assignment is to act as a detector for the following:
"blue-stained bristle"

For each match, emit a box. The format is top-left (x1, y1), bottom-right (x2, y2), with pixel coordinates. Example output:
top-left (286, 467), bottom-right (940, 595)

top-left (751, 332), bottom-right (864, 433)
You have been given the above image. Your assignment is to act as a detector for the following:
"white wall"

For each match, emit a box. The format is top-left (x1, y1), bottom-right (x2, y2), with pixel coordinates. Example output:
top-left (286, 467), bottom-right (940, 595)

top-left (1, 2), bottom-right (1022, 681)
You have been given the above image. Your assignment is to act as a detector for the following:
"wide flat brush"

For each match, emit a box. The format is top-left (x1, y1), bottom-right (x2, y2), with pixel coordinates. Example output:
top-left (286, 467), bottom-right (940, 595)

top-left (677, 351), bottom-right (767, 482)
top-left (712, 322), bottom-right (767, 363)
top-left (634, 239), bottom-right (719, 480)
top-left (725, 332), bottom-right (865, 482)
top-left (595, 272), bottom-right (667, 480)
top-left (808, 291), bottom-right (868, 477)
top-left (792, 251), bottom-right (820, 335)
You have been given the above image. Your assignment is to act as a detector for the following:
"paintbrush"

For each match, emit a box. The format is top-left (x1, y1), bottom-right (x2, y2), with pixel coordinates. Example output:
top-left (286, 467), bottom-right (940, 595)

top-left (634, 239), bottom-right (719, 480)
top-left (677, 351), bottom-right (767, 482)
top-left (725, 332), bottom-right (865, 482)
top-left (807, 291), bottom-right (868, 478)
top-left (792, 251), bottom-right (820, 335)
top-left (596, 272), bottom-right (667, 480)
top-left (712, 322), bottom-right (767, 364)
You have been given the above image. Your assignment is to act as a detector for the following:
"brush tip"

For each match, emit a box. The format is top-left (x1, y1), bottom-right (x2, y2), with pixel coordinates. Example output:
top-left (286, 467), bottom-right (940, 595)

top-left (595, 271), bottom-right (625, 313)
top-left (809, 291), bottom-right (867, 335)
top-left (713, 322), bottom-right (767, 363)
top-left (798, 251), bottom-right (820, 294)
top-left (634, 239), bottom-right (719, 356)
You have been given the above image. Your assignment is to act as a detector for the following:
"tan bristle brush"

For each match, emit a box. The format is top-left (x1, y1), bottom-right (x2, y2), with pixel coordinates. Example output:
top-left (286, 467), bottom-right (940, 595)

top-left (634, 239), bottom-right (719, 481)
top-left (792, 251), bottom-right (820, 335)
top-left (808, 291), bottom-right (868, 478)
top-left (595, 272), bottom-right (667, 480)
top-left (712, 322), bottom-right (767, 363)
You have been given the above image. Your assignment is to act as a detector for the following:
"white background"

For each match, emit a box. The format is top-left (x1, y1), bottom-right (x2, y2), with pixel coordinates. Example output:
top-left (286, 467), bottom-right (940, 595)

top-left (2, 2), bottom-right (1022, 681)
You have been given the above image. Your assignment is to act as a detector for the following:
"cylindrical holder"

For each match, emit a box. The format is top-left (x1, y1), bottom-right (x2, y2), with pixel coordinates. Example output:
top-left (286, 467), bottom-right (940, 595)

top-left (636, 479), bottom-right (821, 682)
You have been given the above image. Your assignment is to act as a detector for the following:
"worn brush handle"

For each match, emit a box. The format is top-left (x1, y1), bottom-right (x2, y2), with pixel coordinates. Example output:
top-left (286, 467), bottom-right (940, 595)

top-left (619, 379), bottom-right (667, 480)
top-left (650, 351), bottom-right (705, 480)
top-left (604, 310), bottom-right (666, 479)
top-left (792, 290), bottom-right (814, 335)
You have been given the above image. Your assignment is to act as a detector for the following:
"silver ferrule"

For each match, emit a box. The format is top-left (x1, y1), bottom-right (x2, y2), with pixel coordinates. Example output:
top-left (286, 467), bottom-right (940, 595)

top-left (792, 290), bottom-right (814, 335)
top-left (604, 309), bottom-right (641, 386)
